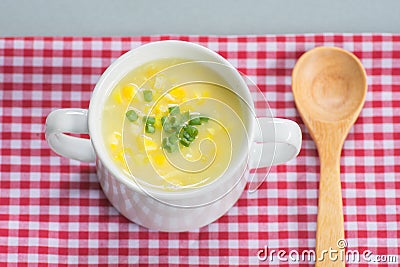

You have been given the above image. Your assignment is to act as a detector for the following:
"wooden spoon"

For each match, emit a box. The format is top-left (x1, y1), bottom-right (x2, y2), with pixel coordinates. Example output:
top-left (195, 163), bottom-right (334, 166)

top-left (292, 47), bottom-right (367, 266)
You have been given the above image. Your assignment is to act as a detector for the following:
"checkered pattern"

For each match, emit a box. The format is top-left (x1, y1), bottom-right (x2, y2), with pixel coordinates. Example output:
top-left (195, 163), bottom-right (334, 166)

top-left (0, 34), bottom-right (399, 266)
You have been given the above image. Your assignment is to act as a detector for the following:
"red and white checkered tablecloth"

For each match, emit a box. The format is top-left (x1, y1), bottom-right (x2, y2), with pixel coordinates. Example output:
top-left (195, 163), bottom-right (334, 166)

top-left (0, 34), bottom-right (399, 266)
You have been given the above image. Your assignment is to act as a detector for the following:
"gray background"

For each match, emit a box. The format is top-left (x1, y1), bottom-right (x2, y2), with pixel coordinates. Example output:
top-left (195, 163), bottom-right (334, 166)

top-left (0, 0), bottom-right (399, 36)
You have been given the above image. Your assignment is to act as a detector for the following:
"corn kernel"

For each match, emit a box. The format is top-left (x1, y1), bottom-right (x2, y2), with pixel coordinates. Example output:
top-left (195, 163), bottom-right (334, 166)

top-left (155, 102), bottom-right (168, 114)
top-left (121, 84), bottom-right (137, 100)
top-left (144, 138), bottom-right (158, 151)
top-left (114, 150), bottom-right (124, 163)
top-left (143, 105), bottom-right (151, 114)
top-left (202, 91), bottom-right (210, 98)
top-left (162, 94), bottom-right (177, 105)
top-left (112, 89), bottom-right (123, 104)
top-left (110, 131), bottom-right (122, 151)
top-left (113, 131), bottom-right (122, 139)
top-left (145, 64), bottom-right (160, 78)
top-left (124, 147), bottom-right (133, 157)
top-left (206, 134), bottom-right (214, 140)
top-left (169, 87), bottom-right (185, 99)
top-left (154, 116), bottom-right (162, 129)
top-left (153, 153), bottom-right (166, 166)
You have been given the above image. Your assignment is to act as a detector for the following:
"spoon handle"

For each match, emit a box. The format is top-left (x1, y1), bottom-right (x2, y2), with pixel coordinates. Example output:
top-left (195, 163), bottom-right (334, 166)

top-left (315, 146), bottom-right (345, 267)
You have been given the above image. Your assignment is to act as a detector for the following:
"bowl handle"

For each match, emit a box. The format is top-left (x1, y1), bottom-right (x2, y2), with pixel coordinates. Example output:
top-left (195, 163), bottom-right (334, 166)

top-left (45, 108), bottom-right (96, 162)
top-left (249, 118), bottom-right (302, 168)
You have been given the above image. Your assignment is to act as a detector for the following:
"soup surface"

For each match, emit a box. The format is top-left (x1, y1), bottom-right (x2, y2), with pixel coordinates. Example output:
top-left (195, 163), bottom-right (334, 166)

top-left (102, 58), bottom-right (246, 191)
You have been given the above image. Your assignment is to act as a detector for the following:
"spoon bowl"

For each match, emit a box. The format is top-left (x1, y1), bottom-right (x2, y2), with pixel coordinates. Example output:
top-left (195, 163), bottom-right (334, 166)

top-left (293, 46), bottom-right (367, 124)
top-left (292, 47), bottom-right (367, 267)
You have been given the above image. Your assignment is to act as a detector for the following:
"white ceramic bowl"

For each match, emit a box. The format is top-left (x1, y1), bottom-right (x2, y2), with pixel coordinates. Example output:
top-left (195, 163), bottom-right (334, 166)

top-left (45, 41), bottom-right (302, 231)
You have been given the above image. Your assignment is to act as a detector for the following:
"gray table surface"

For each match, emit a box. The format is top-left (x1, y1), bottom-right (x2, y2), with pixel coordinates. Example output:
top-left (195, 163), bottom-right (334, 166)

top-left (1, 0), bottom-right (399, 36)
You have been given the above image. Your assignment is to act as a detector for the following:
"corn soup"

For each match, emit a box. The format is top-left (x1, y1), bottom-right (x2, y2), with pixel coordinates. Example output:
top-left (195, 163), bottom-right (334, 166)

top-left (102, 59), bottom-right (246, 191)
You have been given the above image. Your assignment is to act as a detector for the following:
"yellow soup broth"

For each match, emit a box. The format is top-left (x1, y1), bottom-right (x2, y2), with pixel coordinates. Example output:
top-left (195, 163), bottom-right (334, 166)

top-left (102, 59), bottom-right (246, 191)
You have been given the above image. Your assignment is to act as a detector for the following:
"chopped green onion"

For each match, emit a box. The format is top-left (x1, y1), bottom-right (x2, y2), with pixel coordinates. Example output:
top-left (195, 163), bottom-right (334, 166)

top-left (169, 116), bottom-right (177, 125)
top-left (189, 117), bottom-right (201, 125)
top-left (162, 136), bottom-right (178, 153)
top-left (162, 117), bottom-right (174, 133)
top-left (161, 110), bottom-right (209, 152)
top-left (142, 116), bottom-right (155, 125)
top-left (168, 134), bottom-right (179, 144)
top-left (164, 124), bottom-right (175, 133)
top-left (126, 110), bottom-right (138, 122)
top-left (180, 139), bottom-right (190, 147)
top-left (162, 134), bottom-right (180, 153)
top-left (162, 115), bottom-right (181, 132)
top-left (185, 125), bottom-right (198, 137)
top-left (145, 124), bottom-right (155, 134)
top-left (182, 111), bottom-right (190, 122)
top-left (162, 137), bottom-right (172, 153)
top-left (143, 90), bottom-right (153, 102)
top-left (161, 116), bottom-right (167, 126)
top-left (179, 128), bottom-right (185, 138)
top-left (168, 105), bottom-right (180, 115)
top-left (172, 117), bottom-right (182, 129)
top-left (200, 116), bottom-right (209, 123)
top-left (182, 130), bottom-right (193, 141)
top-left (162, 137), bottom-right (168, 147)
top-left (169, 144), bottom-right (178, 153)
